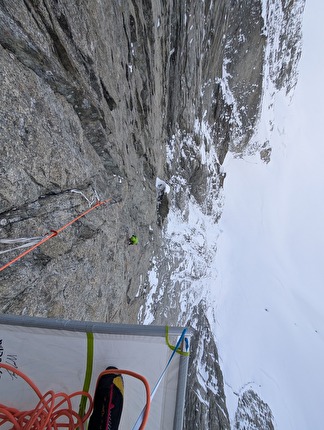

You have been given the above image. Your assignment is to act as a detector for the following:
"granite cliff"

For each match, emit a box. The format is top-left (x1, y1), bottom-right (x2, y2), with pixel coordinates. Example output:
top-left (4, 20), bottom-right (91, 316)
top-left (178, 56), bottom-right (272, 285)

top-left (0, 1), bottom-right (304, 428)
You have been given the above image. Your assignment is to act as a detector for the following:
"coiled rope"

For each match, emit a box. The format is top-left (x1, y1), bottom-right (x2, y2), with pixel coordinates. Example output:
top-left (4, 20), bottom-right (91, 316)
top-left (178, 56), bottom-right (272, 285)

top-left (0, 364), bottom-right (150, 430)
top-left (0, 363), bottom-right (93, 430)
top-left (0, 199), bottom-right (111, 273)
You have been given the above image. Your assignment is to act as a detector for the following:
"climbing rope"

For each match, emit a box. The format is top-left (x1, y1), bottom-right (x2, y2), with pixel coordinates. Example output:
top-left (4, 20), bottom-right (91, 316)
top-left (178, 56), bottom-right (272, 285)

top-left (0, 363), bottom-right (93, 430)
top-left (0, 237), bottom-right (44, 255)
top-left (131, 328), bottom-right (188, 430)
top-left (0, 364), bottom-right (151, 430)
top-left (0, 199), bottom-right (111, 273)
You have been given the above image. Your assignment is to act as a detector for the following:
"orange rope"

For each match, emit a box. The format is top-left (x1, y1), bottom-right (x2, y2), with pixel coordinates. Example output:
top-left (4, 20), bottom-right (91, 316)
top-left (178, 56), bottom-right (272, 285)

top-left (0, 363), bottom-right (93, 430)
top-left (0, 364), bottom-right (151, 430)
top-left (0, 199), bottom-right (111, 273)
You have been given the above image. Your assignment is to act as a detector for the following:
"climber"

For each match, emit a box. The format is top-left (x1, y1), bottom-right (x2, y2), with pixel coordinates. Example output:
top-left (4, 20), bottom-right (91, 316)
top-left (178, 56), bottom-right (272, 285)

top-left (128, 234), bottom-right (139, 245)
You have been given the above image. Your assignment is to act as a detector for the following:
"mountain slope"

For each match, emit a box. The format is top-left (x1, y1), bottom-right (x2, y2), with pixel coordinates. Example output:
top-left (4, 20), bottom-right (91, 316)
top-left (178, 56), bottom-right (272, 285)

top-left (0, 0), bottom-right (306, 428)
top-left (215, 2), bottom-right (324, 428)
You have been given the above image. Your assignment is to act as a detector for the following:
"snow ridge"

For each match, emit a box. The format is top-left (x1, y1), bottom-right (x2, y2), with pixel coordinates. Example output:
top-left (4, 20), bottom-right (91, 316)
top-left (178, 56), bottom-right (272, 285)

top-left (140, 117), bottom-right (223, 327)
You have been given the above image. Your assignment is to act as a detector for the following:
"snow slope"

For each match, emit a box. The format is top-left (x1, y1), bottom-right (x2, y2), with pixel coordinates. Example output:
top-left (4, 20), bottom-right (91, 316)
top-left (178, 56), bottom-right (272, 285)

top-left (214, 2), bottom-right (324, 429)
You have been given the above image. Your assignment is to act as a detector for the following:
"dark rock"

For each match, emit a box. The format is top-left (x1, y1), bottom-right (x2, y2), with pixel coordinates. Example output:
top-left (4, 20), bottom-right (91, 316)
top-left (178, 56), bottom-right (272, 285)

top-left (235, 390), bottom-right (275, 430)
top-left (185, 302), bottom-right (230, 430)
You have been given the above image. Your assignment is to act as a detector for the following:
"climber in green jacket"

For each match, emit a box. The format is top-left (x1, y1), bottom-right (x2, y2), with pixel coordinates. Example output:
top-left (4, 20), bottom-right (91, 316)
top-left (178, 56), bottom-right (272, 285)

top-left (129, 234), bottom-right (139, 245)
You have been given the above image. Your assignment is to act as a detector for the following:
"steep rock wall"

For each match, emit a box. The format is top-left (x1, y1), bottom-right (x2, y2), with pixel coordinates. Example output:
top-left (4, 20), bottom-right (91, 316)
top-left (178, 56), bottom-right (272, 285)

top-left (0, 0), bottom-right (303, 428)
top-left (0, 0), bottom-right (168, 322)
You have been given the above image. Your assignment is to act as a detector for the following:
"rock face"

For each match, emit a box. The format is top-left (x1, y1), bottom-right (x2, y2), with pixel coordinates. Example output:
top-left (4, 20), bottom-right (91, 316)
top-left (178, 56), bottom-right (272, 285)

top-left (0, 0), bottom-right (304, 429)
top-left (185, 303), bottom-right (230, 429)
top-left (0, 0), bottom-right (166, 323)
top-left (234, 390), bottom-right (275, 430)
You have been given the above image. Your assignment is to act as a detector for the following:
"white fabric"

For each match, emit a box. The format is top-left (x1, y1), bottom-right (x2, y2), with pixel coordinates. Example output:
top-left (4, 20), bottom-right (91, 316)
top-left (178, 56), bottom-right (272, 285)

top-left (0, 322), bottom-right (184, 430)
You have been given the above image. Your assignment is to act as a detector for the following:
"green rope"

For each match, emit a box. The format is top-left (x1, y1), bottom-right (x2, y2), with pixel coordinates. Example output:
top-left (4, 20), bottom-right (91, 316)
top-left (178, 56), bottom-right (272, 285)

top-left (78, 332), bottom-right (94, 418)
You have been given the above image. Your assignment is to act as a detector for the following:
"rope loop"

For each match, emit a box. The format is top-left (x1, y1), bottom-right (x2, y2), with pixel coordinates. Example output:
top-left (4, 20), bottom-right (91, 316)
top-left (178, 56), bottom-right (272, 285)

top-left (0, 364), bottom-right (93, 430)
top-left (0, 363), bottom-right (150, 430)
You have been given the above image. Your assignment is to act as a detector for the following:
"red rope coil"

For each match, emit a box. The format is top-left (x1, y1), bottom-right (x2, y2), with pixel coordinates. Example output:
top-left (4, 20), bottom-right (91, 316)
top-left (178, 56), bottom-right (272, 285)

top-left (0, 364), bottom-right (151, 430)
top-left (0, 364), bottom-right (93, 430)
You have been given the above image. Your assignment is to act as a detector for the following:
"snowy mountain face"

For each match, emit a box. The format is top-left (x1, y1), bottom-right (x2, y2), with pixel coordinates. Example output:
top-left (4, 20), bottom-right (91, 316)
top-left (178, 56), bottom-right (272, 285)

top-left (234, 390), bottom-right (274, 430)
top-left (0, 0), bottom-right (307, 429)
top-left (139, 0), bottom-right (306, 429)
top-left (214, 2), bottom-right (324, 430)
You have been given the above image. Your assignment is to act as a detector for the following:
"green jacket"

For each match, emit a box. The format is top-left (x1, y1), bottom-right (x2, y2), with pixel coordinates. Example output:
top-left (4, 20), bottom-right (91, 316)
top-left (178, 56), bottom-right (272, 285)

top-left (129, 235), bottom-right (139, 245)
